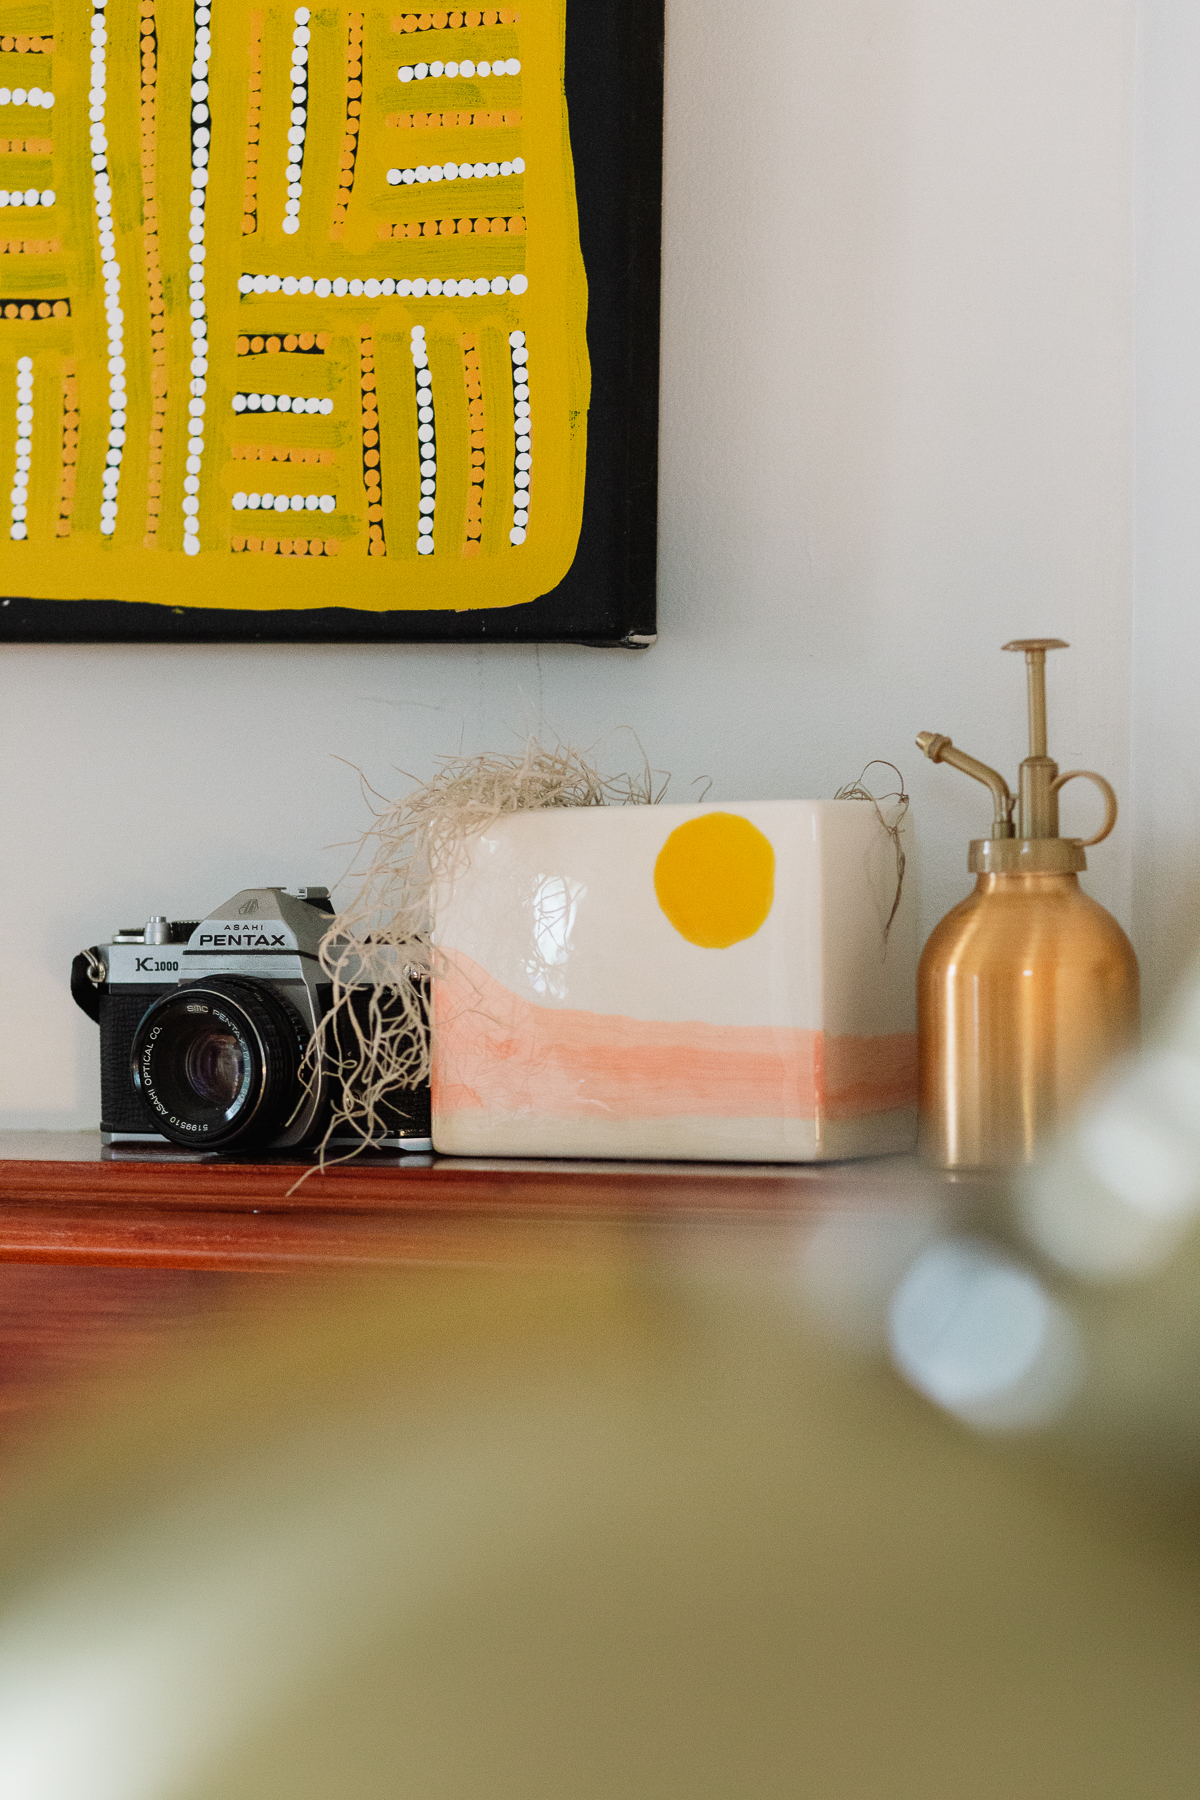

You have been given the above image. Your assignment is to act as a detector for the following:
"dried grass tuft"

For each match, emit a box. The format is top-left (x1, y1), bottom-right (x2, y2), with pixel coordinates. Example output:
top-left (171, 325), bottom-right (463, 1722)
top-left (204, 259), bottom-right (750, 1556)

top-left (833, 760), bottom-right (910, 942)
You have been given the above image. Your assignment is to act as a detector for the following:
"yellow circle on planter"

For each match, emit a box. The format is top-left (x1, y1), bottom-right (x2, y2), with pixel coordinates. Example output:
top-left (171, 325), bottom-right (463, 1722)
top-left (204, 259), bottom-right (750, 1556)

top-left (654, 813), bottom-right (776, 948)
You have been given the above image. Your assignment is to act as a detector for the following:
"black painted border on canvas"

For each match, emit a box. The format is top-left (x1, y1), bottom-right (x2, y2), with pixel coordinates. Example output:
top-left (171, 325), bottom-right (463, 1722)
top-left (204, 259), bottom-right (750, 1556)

top-left (0, 0), bottom-right (663, 645)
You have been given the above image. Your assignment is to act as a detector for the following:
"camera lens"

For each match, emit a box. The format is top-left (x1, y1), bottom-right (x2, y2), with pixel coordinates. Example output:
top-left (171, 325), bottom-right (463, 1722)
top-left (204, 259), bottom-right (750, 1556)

top-left (131, 977), bottom-right (308, 1149)
top-left (182, 1026), bottom-right (245, 1109)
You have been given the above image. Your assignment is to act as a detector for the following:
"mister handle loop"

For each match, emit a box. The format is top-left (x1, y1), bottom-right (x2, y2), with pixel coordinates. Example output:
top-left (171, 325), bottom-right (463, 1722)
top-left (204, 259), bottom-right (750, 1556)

top-left (1050, 769), bottom-right (1118, 847)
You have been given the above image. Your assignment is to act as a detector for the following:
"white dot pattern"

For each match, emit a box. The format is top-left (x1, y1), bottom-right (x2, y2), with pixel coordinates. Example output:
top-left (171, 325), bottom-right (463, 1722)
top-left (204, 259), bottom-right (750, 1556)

top-left (90, 0), bottom-right (124, 540)
top-left (238, 272), bottom-right (528, 298)
top-left (397, 57), bottom-right (520, 82)
top-left (0, 188), bottom-right (54, 208)
top-left (411, 325), bottom-right (435, 555)
top-left (232, 490), bottom-right (336, 513)
top-left (10, 354), bottom-right (31, 540)
top-left (231, 392), bottom-right (332, 414)
top-left (0, 86), bottom-right (54, 109)
top-left (183, 0), bottom-right (213, 555)
top-left (386, 156), bottom-right (524, 185)
top-left (282, 7), bottom-right (310, 235)
top-left (509, 329), bottom-right (529, 545)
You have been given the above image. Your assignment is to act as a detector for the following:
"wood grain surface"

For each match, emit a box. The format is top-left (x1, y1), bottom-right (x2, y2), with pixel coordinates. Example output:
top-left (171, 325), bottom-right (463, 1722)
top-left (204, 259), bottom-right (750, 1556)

top-left (0, 1138), bottom-right (937, 1272)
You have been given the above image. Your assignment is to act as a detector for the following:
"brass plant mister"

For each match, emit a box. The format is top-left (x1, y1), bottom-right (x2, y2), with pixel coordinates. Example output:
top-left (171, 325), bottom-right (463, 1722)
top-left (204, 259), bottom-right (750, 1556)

top-left (916, 639), bottom-right (1139, 1169)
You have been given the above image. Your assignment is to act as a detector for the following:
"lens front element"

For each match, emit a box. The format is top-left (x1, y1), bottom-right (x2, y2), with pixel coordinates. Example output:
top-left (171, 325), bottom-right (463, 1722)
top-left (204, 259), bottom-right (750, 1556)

top-left (132, 978), bottom-right (306, 1149)
top-left (183, 1025), bottom-right (246, 1110)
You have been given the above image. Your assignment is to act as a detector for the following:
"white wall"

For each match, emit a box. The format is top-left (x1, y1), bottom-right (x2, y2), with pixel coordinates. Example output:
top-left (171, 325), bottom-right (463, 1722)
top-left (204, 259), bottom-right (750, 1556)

top-left (1132, 0), bottom-right (1200, 1014)
top-left (0, 0), bottom-right (1137, 1126)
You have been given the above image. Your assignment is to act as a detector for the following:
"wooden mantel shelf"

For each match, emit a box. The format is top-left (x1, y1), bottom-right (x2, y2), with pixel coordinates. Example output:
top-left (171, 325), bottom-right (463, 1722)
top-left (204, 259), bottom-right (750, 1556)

top-left (0, 1133), bottom-right (937, 1272)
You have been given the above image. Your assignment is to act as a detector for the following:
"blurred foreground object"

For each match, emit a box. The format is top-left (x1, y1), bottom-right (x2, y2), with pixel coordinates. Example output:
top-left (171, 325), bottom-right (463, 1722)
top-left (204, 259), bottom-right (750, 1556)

top-left (0, 1242), bottom-right (1197, 1798)
top-left (806, 949), bottom-right (1200, 1486)
top-left (1006, 951), bottom-right (1200, 1477)
top-left (917, 639), bottom-right (1137, 1167)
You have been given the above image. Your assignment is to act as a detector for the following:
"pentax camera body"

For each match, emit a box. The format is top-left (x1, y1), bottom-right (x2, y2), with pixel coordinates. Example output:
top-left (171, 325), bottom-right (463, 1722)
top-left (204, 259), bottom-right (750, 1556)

top-left (72, 886), bottom-right (431, 1153)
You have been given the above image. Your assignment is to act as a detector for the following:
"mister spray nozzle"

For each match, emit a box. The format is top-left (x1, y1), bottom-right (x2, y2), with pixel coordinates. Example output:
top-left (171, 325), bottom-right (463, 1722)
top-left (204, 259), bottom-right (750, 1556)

top-left (915, 732), bottom-right (1014, 839)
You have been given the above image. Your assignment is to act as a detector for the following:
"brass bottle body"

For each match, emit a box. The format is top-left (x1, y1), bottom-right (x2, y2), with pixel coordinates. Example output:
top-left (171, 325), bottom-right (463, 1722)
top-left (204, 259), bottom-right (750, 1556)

top-left (918, 872), bottom-right (1139, 1169)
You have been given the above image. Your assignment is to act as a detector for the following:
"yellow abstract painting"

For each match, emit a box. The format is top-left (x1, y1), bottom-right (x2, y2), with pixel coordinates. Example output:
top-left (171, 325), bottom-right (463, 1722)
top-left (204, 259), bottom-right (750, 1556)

top-left (0, 0), bottom-right (588, 612)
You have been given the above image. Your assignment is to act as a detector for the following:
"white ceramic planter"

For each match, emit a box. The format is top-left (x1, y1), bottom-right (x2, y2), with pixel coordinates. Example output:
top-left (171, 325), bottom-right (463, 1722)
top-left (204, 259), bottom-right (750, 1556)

top-left (431, 801), bottom-right (916, 1161)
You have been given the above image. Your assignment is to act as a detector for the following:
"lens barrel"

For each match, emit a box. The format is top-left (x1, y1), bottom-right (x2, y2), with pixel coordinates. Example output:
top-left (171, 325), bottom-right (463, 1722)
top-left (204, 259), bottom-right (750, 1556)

top-left (131, 977), bottom-right (308, 1149)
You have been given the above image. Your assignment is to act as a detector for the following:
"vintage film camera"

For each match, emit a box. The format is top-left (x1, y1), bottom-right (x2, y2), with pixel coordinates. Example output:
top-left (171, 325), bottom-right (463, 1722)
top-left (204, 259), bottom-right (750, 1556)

top-left (71, 886), bottom-right (431, 1153)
